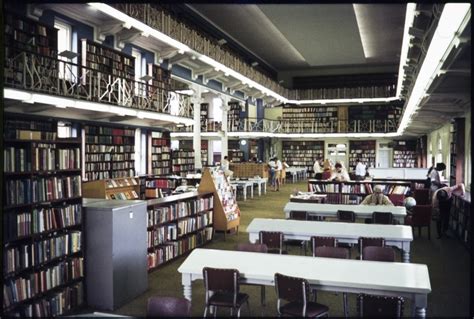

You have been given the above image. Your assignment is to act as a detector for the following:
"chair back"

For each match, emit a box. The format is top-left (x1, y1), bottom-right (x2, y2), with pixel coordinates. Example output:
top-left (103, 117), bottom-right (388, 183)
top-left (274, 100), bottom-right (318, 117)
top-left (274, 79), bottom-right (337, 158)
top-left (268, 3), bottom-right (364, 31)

top-left (337, 210), bottom-right (356, 222)
top-left (358, 237), bottom-right (384, 259)
top-left (315, 246), bottom-right (350, 259)
top-left (362, 246), bottom-right (396, 262)
top-left (274, 273), bottom-right (309, 303)
top-left (259, 231), bottom-right (283, 253)
top-left (413, 189), bottom-right (430, 205)
top-left (410, 205), bottom-right (432, 226)
top-left (236, 243), bottom-right (268, 253)
top-left (146, 296), bottom-right (192, 317)
top-left (203, 267), bottom-right (239, 306)
top-left (357, 294), bottom-right (404, 317)
top-left (372, 212), bottom-right (394, 225)
top-left (310, 236), bottom-right (336, 257)
top-left (289, 211), bottom-right (308, 220)
top-left (388, 194), bottom-right (405, 206)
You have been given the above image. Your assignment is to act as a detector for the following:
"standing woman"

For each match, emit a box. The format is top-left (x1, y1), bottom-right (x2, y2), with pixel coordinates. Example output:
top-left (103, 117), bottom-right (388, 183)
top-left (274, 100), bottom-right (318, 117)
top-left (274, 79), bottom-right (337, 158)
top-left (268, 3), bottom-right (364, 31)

top-left (321, 159), bottom-right (333, 180)
top-left (275, 157), bottom-right (282, 191)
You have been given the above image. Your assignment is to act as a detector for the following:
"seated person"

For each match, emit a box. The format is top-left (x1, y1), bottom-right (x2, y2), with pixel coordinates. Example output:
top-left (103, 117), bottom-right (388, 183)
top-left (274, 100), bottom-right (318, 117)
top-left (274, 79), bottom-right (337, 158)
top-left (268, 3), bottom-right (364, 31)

top-left (360, 185), bottom-right (394, 205)
top-left (329, 162), bottom-right (351, 181)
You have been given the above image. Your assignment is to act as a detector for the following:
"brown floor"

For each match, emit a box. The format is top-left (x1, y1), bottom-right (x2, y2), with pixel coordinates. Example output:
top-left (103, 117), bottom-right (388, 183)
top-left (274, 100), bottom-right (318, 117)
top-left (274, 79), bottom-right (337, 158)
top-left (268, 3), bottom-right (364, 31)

top-left (87, 180), bottom-right (470, 317)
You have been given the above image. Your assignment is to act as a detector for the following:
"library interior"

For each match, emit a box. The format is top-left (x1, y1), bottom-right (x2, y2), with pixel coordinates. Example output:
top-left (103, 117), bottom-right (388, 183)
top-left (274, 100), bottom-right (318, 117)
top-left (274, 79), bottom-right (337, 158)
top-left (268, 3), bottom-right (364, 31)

top-left (2, 2), bottom-right (472, 318)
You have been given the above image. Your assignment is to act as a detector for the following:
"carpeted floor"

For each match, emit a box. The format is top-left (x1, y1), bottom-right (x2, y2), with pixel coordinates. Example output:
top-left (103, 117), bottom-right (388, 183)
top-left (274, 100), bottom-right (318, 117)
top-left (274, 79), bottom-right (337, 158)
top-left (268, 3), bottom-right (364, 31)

top-left (106, 180), bottom-right (470, 317)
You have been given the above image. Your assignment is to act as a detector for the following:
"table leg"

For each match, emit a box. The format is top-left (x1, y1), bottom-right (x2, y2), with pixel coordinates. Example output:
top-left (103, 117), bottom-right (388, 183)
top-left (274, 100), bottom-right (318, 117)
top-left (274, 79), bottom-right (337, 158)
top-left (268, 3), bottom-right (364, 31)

top-left (250, 185), bottom-right (254, 198)
top-left (415, 307), bottom-right (426, 318)
top-left (263, 182), bottom-right (267, 194)
top-left (402, 248), bottom-right (410, 263)
top-left (182, 274), bottom-right (192, 301)
top-left (243, 187), bottom-right (247, 201)
top-left (258, 183), bottom-right (261, 196)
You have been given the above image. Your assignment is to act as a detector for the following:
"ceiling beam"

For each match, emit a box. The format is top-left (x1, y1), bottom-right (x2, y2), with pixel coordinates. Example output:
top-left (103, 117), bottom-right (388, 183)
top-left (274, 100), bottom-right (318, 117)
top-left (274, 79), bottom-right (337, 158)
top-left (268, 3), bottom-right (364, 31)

top-left (116, 29), bottom-right (144, 49)
top-left (192, 66), bottom-right (215, 80)
top-left (109, 115), bottom-right (135, 122)
top-left (168, 54), bottom-right (190, 70)
top-left (96, 21), bottom-right (125, 42)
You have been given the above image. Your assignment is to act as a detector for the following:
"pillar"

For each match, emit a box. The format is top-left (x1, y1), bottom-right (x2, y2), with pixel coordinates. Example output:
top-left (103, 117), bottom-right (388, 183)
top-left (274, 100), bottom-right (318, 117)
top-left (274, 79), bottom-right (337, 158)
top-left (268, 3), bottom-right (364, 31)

top-left (192, 86), bottom-right (203, 170)
top-left (220, 95), bottom-right (230, 159)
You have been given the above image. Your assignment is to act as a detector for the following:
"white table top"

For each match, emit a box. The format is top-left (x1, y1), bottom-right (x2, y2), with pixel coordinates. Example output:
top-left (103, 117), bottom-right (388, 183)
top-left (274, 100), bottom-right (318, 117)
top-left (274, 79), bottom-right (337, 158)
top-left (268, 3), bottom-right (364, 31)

top-left (178, 248), bottom-right (431, 295)
top-left (283, 202), bottom-right (406, 219)
top-left (247, 218), bottom-right (413, 242)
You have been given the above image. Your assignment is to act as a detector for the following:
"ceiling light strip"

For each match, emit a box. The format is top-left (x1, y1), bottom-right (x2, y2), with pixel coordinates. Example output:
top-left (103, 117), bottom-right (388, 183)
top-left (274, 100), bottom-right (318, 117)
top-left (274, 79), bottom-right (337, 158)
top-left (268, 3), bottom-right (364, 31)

top-left (397, 3), bottom-right (471, 134)
top-left (396, 3), bottom-right (417, 98)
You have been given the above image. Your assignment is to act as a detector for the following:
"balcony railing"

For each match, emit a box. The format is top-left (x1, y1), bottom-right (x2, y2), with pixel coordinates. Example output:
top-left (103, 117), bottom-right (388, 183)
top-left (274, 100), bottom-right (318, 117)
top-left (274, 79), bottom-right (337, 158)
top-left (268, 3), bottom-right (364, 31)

top-left (4, 50), bottom-right (193, 118)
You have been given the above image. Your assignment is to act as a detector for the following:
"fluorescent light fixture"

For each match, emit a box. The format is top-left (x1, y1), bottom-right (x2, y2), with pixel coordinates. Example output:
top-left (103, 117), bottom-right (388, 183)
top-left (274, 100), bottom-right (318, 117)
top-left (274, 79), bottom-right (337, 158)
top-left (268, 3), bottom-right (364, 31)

top-left (353, 4), bottom-right (376, 58)
top-left (175, 89), bottom-right (195, 96)
top-left (4, 88), bottom-right (32, 101)
top-left (397, 3), bottom-right (471, 134)
top-left (31, 94), bottom-right (75, 107)
top-left (396, 3), bottom-right (417, 98)
top-left (55, 104), bottom-right (67, 109)
top-left (88, 3), bottom-right (190, 53)
top-left (75, 100), bottom-right (110, 112)
top-left (170, 132), bottom-right (193, 138)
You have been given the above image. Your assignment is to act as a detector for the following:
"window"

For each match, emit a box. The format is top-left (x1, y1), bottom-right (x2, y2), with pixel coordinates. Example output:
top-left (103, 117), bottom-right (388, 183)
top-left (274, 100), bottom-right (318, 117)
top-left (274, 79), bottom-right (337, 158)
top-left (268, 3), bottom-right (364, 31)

top-left (55, 19), bottom-right (72, 80)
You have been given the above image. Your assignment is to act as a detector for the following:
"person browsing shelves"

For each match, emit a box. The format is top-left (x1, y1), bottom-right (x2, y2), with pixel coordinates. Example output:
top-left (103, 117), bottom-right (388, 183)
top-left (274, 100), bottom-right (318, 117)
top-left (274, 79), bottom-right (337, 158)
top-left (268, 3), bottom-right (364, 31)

top-left (360, 185), bottom-right (394, 205)
top-left (355, 158), bottom-right (366, 181)
top-left (432, 183), bottom-right (465, 239)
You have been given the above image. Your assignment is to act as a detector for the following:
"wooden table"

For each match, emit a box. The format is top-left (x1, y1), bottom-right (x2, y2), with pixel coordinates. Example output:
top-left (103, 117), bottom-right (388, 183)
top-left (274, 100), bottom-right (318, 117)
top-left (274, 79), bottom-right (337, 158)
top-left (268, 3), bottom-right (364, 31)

top-left (283, 202), bottom-right (407, 224)
top-left (178, 249), bottom-right (431, 317)
top-left (247, 218), bottom-right (413, 262)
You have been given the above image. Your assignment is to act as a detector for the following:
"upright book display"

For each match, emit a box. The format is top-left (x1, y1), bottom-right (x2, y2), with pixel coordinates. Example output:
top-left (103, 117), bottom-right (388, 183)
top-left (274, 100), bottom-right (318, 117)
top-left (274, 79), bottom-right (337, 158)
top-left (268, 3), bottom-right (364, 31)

top-left (82, 177), bottom-right (140, 200)
top-left (198, 168), bottom-right (240, 239)
top-left (3, 118), bottom-right (84, 317)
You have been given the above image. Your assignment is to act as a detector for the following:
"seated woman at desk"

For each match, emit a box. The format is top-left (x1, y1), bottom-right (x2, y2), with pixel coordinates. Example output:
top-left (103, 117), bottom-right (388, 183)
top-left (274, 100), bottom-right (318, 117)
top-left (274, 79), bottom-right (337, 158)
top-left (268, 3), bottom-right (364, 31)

top-left (329, 162), bottom-right (351, 182)
top-left (321, 159), bottom-right (333, 180)
top-left (360, 185), bottom-right (394, 205)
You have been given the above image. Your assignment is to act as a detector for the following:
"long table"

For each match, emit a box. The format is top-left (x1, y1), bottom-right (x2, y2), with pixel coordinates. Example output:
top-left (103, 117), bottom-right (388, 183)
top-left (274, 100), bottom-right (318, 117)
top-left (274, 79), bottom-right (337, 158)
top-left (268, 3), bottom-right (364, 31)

top-left (178, 249), bottom-right (431, 317)
top-left (283, 202), bottom-right (407, 223)
top-left (247, 218), bottom-right (413, 262)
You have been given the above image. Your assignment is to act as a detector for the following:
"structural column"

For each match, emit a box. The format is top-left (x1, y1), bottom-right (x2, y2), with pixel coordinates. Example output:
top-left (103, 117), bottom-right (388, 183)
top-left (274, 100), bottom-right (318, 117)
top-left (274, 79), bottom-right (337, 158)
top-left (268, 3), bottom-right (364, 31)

top-left (192, 86), bottom-right (203, 170)
top-left (220, 95), bottom-right (230, 159)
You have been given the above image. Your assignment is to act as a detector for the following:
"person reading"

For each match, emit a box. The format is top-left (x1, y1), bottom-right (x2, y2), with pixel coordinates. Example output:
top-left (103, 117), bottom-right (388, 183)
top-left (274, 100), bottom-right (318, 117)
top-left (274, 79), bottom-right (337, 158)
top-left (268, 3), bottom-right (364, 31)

top-left (360, 185), bottom-right (394, 206)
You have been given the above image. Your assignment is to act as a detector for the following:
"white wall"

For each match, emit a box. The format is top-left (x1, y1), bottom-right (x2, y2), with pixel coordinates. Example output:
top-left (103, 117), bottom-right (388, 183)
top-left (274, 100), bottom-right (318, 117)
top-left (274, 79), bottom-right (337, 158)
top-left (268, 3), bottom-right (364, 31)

top-left (264, 107), bottom-right (282, 120)
top-left (248, 103), bottom-right (257, 119)
top-left (464, 111), bottom-right (471, 190)
top-left (427, 122), bottom-right (452, 180)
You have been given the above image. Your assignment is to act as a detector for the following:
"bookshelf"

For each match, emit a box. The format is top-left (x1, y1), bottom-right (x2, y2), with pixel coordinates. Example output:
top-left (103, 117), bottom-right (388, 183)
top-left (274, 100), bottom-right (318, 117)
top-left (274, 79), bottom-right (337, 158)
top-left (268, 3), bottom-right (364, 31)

top-left (282, 141), bottom-right (324, 173)
top-left (145, 176), bottom-right (181, 199)
top-left (449, 193), bottom-right (471, 250)
top-left (290, 83), bottom-right (396, 100)
top-left (348, 140), bottom-right (376, 171)
top-left (307, 180), bottom-right (412, 204)
top-left (201, 103), bottom-right (209, 131)
top-left (84, 124), bottom-right (135, 181)
top-left (201, 140), bottom-right (209, 167)
top-left (3, 118), bottom-right (84, 317)
top-left (149, 131), bottom-right (171, 176)
top-left (449, 118), bottom-right (465, 186)
top-left (393, 140), bottom-right (417, 168)
top-left (348, 104), bottom-right (403, 132)
top-left (228, 140), bottom-right (244, 163)
top-left (171, 149), bottom-right (195, 177)
top-left (4, 11), bottom-right (58, 86)
top-left (227, 101), bottom-right (241, 131)
top-left (282, 105), bottom-right (338, 133)
top-left (82, 177), bottom-right (140, 200)
top-left (147, 63), bottom-right (171, 90)
top-left (198, 168), bottom-right (240, 239)
top-left (146, 191), bottom-right (214, 271)
top-left (80, 38), bottom-right (135, 82)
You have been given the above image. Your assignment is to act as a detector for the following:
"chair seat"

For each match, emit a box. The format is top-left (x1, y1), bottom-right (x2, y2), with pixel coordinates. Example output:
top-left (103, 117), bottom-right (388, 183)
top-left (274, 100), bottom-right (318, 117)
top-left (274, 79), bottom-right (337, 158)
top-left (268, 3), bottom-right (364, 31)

top-left (280, 301), bottom-right (329, 317)
top-left (208, 292), bottom-right (249, 307)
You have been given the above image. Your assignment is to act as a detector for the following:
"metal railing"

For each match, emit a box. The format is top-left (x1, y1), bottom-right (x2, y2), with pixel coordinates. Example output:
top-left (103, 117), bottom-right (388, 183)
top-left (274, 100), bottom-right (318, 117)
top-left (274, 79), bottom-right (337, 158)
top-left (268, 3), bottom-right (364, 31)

top-left (4, 50), bottom-right (193, 118)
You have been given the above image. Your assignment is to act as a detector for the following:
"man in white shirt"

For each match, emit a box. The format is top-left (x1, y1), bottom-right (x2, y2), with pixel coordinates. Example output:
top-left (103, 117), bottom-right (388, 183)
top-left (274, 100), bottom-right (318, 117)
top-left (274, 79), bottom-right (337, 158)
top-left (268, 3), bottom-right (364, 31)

top-left (275, 158), bottom-right (283, 191)
top-left (330, 162), bottom-right (351, 181)
top-left (355, 158), bottom-right (366, 181)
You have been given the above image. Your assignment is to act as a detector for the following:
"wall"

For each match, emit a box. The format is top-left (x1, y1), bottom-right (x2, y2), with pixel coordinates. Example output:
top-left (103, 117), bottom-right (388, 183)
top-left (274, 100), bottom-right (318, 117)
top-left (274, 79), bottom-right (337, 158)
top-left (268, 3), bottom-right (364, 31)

top-left (464, 111), bottom-right (471, 190)
top-left (248, 104), bottom-right (257, 119)
top-left (427, 122), bottom-right (452, 181)
top-left (264, 107), bottom-right (283, 120)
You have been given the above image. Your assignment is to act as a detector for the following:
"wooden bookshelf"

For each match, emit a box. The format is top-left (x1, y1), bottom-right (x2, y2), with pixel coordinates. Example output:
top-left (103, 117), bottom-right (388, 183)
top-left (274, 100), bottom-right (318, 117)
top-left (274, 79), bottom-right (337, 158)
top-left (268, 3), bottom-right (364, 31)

top-left (449, 118), bottom-right (465, 186)
top-left (227, 101), bottom-right (241, 131)
top-left (393, 140), bottom-right (417, 168)
top-left (307, 179), bottom-right (412, 204)
top-left (201, 140), bottom-right (209, 167)
top-left (449, 192), bottom-right (471, 250)
top-left (348, 103), bottom-right (403, 132)
top-left (229, 163), bottom-right (268, 178)
top-left (82, 177), bottom-right (139, 200)
top-left (282, 105), bottom-right (338, 133)
top-left (3, 118), bottom-right (84, 317)
top-left (282, 140), bottom-right (324, 173)
top-left (198, 168), bottom-right (240, 239)
top-left (148, 131), bottom-right (171, 176)
top-left (349, 140), bottom-right (376, 171)
top-left (146, 191), bottom-right (214, 271)
top-left (84, 124), bottom-right (135, 181)
top-left (171, 149), bottom-right (195, 177)
top-left (147, 63), bottom-right (171, 90)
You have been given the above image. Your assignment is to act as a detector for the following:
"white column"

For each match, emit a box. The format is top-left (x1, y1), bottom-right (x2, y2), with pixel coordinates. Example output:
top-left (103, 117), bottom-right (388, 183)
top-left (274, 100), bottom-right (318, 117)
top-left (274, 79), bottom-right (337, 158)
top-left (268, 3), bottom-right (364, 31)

top-left (192, 86), bottom-right (203, 170)
top-left (221, 96), bottom-right (230, 158)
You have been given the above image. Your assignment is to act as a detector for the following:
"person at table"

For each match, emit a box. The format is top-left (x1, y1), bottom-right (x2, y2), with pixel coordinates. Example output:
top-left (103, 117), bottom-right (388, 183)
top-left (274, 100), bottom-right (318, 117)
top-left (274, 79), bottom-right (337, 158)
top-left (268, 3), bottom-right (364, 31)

top-left (268, 157), bottom-right (277, 190)
top-left (321, 159), bottom-right (333, 180)
top-left (360, 185), bottom-right (394, 205)
top-left (329, 162), bottom-right (351, 181)
top-left (429, 162), bottom-right (446, 193)
top-left (221, 156), bottom-right (233, 178)
top-left (432, 183), bottom-right (465, 239)
top-left (313, 159), bottom-right (322, 179)
top-left (354, 158), bottom-right (366, 181)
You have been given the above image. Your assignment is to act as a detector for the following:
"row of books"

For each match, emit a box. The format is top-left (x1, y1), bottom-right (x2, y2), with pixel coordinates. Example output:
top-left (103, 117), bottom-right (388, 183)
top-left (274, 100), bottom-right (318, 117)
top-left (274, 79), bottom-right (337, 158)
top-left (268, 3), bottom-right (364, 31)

top-left (148, 224), bottom-right (178, 246)
top-left (146, 179), bottom-right (179, 189)
top-left (152, 154), bottom-right (171, 161)
top-left (84, 126), bottom-right (134, 136)
top-left (85, 145), bottom-right (134, 153)
top-left (85, 169), bottom-right (134, 181)
top-left (145, 188), bottom-right (165, 199)
top-left (147, 227), bottom-right (213, 270)
top-left (85, 42), bottom-right (133, 64)
top-left (32, 204), bottom-right (82, 234)
top-left (7, 129), bottom-right (57, 141)
top-left (152, 161), bottom-right (170, 168)
top-left (147, 197), bottom-right (214, 226)
top-left (172, 151), bottom-right (194, 157)
top-left (288, 85), bottom-right (396, 100)
top-left (172, 158), bottom-right (194, 165)
top-left (31, 147), bottom-right (81, 171)
top-left (4, 147), bottom-right (30, 173)
top-left (106, 191), bottom-right (139, 200)
top-left (105, 178), bottom-right (137, 188)
top-left (85, 161), bottom-right (134, 171)
top-left (85, 136), bottom-right (134, 145)
top-left (151, 139), bottom-right (169, 147)
top-left (32, 232), bottom-right (81, 266)
top-left (5, 16), bottom-right (50, 36)
top-left (86, 153), bottom-right (134, 162)
top-left (309, 183), bottom-right (374, 194)
top-left (4, 212), bottom-right (31, 240)
top-left (3, 258), bottom-right (83, 308)
top-left (172, 165), bottom-right (194, 172)
top-left (151, 168), bottom-right (171, 175)
top-left (177, 212), bottom-right (213, 237)
top-left (151, 146), bottom-right (170, 154)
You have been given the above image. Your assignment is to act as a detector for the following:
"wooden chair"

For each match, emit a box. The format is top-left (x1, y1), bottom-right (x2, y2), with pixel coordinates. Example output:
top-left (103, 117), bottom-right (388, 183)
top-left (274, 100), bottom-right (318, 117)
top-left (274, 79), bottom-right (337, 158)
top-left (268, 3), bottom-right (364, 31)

top-left (311, 236), bottom-right (336, 257)
top-left (358, 237), bottom-right (385, 260)
top-left (372, 212), bottom-right (394, 225)
top-left (337, 210), bottom-right (356, 223)
top-left (202, 267), bottom-right (250, 317)
top-left (357, 294), bottom-right (405, 317)
top-left (362, 246), bottom-right (396, 262)
top-left (405, 205), bottom-right (432, 239)
top-left (259, 231), bottom-right (287, 254)
top-left (286, 211), bottom-right (309, 255)
top-left (388, 194), bottom-right (405, 206)
top-left (146, 296), bottom-right (191, 317)
top-left (274, 272), bottom-right (329, 317)
top-left (236, 243), bottom-right (268, 311)
top-left (413, 189), bottom-right (430, 205)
